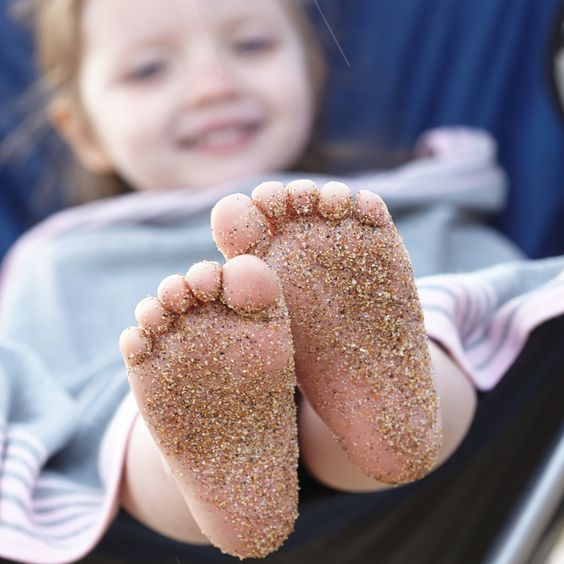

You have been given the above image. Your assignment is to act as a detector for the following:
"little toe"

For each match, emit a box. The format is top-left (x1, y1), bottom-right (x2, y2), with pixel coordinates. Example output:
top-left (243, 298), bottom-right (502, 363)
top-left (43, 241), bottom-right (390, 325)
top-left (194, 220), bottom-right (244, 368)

top-left (211, 193), bottom-right (270, 259)
top-left (157, 274), bottom-right (197, 313)
top-left (354, 190), bottom-right (392, 227)
top-left (119, 326), bottom-right (151, 366)
top-left (222, 255), bottom-right (282, 314)
top-left (185, 261), bottom-right (222, 302)
top-left (318, 181), bottom-right (353, 220)
top-left (134, 296), bottom-right (171, 333)
top-left (251, 181), bottom-right (288, 219)
top-left (287, 179), bottom-right (319, 215)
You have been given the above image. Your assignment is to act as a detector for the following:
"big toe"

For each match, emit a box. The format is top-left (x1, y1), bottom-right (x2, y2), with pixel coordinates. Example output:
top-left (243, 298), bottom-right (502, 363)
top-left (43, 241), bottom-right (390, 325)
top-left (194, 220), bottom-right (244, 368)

top-left (222, 255), bottom-right (282, 314)
top-left (211, 194), bottom-right (270, 259)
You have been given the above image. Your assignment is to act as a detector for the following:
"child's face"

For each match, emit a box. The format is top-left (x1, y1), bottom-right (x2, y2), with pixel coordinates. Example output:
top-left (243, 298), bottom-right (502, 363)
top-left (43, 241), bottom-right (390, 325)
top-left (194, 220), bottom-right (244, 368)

top-left (77, 0), bottom-right (315, 191)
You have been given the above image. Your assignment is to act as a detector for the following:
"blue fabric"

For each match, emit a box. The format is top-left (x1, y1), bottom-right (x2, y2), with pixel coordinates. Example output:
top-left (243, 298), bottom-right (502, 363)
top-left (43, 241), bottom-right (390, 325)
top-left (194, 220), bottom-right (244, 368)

top-left (0, 0), bottom-right (51, 261)
top-left (1, 0), bottom-right (563, 262)
top-left (311, 0), bottom-right (564, 258)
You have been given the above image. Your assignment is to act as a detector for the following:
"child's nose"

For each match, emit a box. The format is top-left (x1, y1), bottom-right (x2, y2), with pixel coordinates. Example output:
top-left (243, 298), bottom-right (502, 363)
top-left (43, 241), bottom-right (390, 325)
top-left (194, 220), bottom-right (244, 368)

top-left (186, 48), bottom-right (240, 106)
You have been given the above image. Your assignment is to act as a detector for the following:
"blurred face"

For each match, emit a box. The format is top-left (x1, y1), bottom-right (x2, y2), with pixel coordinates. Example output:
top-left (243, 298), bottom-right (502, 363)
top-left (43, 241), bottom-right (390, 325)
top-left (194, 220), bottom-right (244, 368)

top-left (77, 0), bottom-right (315, 191)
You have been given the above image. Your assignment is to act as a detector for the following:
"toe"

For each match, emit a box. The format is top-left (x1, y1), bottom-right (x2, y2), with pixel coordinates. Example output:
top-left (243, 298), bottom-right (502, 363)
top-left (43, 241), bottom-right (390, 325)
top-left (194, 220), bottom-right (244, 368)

top-left (354, 190), bottom-right (392, 227)
top-left (157, 274), bottom-right (197, 313)
top-left (134, 297), bottom-right (171, 333)
top-left (287, 179), bottom-right (318, 215)
top-left (222, 255), bottom-right (282, 314)
top-left (318, 181), bottom-right (353, 220)
top-left (252, 181), bottom-right (288, 219)
top-left (186, 261), bottom-right (222, 302)
top-left (211, 193), bottom-right (270, 259)
top-left (119, 327), bottom-right (151, 365)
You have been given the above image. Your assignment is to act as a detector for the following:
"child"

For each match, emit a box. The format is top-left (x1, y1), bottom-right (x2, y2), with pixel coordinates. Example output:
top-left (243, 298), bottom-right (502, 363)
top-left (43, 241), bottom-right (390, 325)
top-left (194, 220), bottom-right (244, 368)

top-left (1, 0), bottom-right (563, 562)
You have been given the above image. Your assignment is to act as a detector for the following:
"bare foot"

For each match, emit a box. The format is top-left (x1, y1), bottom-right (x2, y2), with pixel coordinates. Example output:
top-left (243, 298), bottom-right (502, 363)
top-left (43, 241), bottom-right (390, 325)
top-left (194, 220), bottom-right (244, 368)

top-left (119, 255), bottom-right (298, 558)
top-left (211, 180), bottom-right (442, 485)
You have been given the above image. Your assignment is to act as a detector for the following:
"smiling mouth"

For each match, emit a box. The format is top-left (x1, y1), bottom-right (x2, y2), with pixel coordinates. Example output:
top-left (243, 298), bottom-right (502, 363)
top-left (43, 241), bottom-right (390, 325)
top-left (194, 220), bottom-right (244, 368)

top-left (178, 123), bottom-right (261, 154)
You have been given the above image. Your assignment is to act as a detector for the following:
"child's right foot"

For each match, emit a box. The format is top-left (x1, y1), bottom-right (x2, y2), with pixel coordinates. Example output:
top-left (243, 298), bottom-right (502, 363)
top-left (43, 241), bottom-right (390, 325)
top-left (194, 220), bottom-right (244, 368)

top-left (119, 255), bottom-right (298, 559)
top-left (211, 180), bottom-right (442, 485)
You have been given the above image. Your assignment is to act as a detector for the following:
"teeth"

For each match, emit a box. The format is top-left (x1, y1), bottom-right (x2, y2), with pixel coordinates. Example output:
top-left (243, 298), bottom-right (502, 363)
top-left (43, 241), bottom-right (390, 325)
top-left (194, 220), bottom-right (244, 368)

top-left (197, 126), bottom-right (248, 147)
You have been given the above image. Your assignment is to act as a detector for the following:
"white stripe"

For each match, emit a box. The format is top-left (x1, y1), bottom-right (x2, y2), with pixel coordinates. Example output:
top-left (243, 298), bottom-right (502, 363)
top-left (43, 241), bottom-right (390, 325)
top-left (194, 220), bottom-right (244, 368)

top-left (30, 504), bottom-right (97, 525)
top-left (3, 441), bottom-right (42, 470)
top-left (470, 281), bottom-right (564, 380)
top-left (6, 430), bottom-right (48, 459)
top-left (2, 452), bottom-right (39, 484)
top-left (1, 491), bottom-right (102, 517)
top-left (2, 502), bottom-right (100, 536)
top-left (0, 474), bottom-right (34, 501)
top-left (462, 278), bottom-right (497, 341)
top-left (0, 527), bottom-right (72, 559)
top-left (467, 278), bottom-right (564, 365)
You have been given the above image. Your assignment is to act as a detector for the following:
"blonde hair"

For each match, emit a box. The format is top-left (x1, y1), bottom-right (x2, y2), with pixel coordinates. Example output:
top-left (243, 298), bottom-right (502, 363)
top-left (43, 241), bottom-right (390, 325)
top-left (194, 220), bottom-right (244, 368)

top-left (12, 0), bottom-right (329, 205)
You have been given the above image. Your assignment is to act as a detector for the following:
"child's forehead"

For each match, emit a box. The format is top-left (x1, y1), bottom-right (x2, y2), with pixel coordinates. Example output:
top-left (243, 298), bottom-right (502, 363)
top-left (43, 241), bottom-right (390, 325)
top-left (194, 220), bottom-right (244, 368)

top-left (82, 0), bottom-right (288, 47)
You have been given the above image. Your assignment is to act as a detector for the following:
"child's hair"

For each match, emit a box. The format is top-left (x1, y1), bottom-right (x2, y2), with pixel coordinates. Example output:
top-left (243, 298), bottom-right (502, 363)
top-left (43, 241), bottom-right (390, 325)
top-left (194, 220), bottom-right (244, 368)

top-left (24, 0), bottom-right (330, 205)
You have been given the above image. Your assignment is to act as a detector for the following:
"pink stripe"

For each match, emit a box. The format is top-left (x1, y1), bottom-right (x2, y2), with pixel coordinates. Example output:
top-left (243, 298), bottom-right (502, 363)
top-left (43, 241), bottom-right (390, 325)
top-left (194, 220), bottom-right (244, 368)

top-left (425, 278), bottom-right (564, 390)
top-left (0, 528), bottom-right (78, 563)
top-left (2, 456), bottom-right (38, 484)
top-left (463, 279), bottom-right (497, 342)
top-left (470, 282), bottom-right (564, 390)
top-left (0, 476), bottom-right (33, 501)
top-left (350, 166), bottom-right (500, 199)
top-left (466, 276), bottom-right (563, 363)
top-left (6, 430), bottom-right (47, 458)
top-left (418, 281), bottom-right (469, 326)
top-left (0, 429), bottom-right (5, 477)
top-left (30, 494), bottom-right (102, 509)
top-left (4, 442), bottom-right (41, 471)
top-left (466, 299), bottom-right (523, 365)
top-left (30, 505), bottom-right (96, 525)
top-left (76, 393), bottom-right (138, 559)
top-left (416, 127), bottom-right (496, 161)
top-left (423, 309), bottom-right (477, 386)
top-left (0, 395), bottom-right (138, 564)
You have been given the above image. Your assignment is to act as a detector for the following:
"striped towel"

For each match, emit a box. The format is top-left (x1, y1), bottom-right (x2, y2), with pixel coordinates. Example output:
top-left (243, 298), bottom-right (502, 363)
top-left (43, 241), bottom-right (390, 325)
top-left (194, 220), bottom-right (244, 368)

top-left (0, 128), bottom-right (562, 563)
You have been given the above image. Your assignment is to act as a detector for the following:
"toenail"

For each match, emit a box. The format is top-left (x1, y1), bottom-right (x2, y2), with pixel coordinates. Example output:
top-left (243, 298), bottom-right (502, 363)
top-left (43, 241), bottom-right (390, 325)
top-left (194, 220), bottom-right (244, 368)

top-left (354, 190), bottom-right (391, 227)
top-left (119, 327), bottom-right (151, 363)
top-left (211, 194), bottom-right (270, 259)
top-left (319, 182), bottom-right (353, 220)
top-left (158, 275), bottom-right (196, 313)
top-left (287, 179), bottom-right (318, 215)
top-left (252, 181), bottom-right (287, 218)
top-left (135, 297), bottom-right (170, 331)
top-left (222, 255), bottom-right (281, 313)
top-left (186, 261), bottom-right (222, 302)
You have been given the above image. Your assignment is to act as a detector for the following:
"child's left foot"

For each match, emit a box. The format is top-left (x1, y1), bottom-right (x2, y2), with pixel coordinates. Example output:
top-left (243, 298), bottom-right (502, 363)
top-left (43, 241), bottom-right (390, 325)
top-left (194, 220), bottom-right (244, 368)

top-left (119, 255), bottom-right (298, 558)
top-left (211, 180), bottom-right (442, 484)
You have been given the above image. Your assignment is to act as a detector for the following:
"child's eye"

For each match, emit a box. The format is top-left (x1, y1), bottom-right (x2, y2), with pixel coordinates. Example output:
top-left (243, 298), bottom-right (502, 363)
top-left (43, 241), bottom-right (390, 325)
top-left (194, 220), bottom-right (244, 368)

top-left (233, 38), bottom-right (276, 55)
top-left (125, 60), bottom-right (168, 83)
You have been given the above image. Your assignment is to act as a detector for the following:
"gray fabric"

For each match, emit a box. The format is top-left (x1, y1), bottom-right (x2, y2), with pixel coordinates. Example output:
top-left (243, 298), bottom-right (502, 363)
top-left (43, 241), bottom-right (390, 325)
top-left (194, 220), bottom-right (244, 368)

top-left (0, 146), bottom-right (561, 559)
top-left (0, 168), bottom-right (521, 491)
